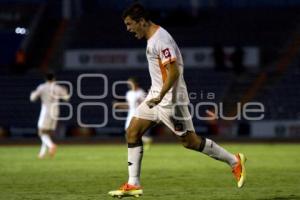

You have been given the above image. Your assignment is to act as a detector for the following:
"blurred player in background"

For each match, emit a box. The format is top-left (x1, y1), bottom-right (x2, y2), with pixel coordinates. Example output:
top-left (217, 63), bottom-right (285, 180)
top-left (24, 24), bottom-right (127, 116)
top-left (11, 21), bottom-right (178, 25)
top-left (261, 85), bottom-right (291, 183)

top-left (30, 73), bottom-right (70, 159)
top-left (109, 3), bottom-right (246, 198)
top-left (114, 77), bottom-right (153, 149)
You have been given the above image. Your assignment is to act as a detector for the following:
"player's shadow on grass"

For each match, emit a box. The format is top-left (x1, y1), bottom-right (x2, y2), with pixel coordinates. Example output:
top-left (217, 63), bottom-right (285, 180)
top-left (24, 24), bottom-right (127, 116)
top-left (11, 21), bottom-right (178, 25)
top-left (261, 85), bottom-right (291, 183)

top-left (258, 195), bottom-right (300, 200)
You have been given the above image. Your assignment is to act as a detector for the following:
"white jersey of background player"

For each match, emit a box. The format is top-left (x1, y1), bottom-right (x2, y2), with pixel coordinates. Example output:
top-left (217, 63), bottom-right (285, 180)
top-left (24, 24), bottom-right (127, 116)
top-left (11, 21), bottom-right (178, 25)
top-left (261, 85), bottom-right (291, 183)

top-left (125, 78), bottom-right (146, 129)
top-left (30, 73), bottom-right (70, 159)
top-left (114, 77), bottom-right (152, 146)
top-left (126, 78), bottom-right (153, 146)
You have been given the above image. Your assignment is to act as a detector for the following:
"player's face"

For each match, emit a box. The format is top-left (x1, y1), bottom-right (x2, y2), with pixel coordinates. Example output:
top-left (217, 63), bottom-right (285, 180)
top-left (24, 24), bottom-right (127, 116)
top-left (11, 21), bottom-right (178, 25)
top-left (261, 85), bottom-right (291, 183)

top-left (124, 16), bottom-right (145, 39)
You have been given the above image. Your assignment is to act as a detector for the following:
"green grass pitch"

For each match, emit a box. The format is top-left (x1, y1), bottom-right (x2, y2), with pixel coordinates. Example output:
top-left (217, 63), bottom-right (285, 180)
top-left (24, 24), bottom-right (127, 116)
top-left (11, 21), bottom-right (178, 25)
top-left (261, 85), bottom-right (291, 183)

top-left (0, 143), bottom-right (300, 200)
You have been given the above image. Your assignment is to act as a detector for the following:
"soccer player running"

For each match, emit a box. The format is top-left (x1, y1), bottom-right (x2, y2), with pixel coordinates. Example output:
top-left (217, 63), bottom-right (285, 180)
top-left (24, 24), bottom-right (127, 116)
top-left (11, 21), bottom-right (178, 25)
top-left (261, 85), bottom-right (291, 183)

top-left (30, 73), bottom-right (70, 159)
top-left (109, 3), bottom-right (246, 198)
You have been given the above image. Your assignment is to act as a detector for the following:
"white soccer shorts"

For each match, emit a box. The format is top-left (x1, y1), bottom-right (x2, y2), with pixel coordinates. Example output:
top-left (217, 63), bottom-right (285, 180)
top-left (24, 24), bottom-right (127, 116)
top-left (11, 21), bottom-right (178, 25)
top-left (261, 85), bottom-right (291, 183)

top-left (133, 101), bottom-right (195, 136)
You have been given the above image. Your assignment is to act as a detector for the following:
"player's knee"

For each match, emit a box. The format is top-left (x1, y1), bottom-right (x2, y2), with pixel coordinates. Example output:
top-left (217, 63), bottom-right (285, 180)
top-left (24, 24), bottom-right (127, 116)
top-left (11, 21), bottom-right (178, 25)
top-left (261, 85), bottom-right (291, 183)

top-left (126, 128), bottom-right (140, 143)
top-left (180, 131), bottom-right (200, 150)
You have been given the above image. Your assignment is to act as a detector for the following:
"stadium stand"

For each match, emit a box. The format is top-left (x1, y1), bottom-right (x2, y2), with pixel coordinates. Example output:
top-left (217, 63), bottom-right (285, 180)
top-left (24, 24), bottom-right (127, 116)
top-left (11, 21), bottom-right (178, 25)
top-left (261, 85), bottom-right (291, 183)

top-left (255, 65), bottom-right (300, 120)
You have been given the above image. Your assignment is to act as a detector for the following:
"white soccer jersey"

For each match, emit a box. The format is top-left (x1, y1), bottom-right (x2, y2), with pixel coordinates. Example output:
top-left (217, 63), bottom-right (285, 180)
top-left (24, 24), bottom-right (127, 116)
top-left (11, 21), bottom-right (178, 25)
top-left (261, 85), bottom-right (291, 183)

top-left (30, 82), bottom-right (70, 130)
top-left (125, 88), bottom-right (146, 129)
top-left (146, 26), bottom-right (189, 106)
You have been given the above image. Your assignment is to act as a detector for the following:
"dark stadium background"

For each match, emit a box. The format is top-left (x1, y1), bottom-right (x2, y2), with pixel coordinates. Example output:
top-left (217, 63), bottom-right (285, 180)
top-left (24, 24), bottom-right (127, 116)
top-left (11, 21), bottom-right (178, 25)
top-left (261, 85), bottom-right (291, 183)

top-left (0, 0), bottom-right (300, 142)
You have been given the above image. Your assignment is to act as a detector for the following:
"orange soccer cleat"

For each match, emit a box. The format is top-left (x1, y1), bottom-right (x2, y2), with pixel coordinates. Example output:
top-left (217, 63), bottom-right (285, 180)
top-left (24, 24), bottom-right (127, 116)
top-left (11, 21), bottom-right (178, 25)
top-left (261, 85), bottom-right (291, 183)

top-left (108, 183), bottom-right (143, 198)
top-left (232, 153), bottom-right (247, 188)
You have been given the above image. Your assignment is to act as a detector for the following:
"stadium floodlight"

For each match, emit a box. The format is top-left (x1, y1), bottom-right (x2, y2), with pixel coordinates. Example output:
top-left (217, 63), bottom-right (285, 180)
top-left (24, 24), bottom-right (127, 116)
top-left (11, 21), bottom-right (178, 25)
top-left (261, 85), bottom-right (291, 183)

top-left (15, 27), bottom-right (27, 35)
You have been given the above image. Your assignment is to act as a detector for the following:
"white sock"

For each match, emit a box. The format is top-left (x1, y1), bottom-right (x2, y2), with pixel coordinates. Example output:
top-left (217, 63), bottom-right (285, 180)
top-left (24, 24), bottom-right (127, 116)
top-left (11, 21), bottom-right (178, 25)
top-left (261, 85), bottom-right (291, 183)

top-left (39, 142), bottom-right (47, 157)
top-left (127, 144), bottom-right (143, 186)
top-left (40, 134), bottom-right (54, 148)
top-left (202, 138), bottom-right (237, 167)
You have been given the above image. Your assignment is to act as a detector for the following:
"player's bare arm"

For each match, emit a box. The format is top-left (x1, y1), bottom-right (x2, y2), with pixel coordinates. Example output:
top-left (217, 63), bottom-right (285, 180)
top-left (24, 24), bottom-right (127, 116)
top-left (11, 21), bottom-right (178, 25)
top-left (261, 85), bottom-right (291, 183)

top-left (59, 86), bottom-right (71, 101)
top-left (30, 89), bottom-right (40, 102)
top-left (146, 61), bottom-right (180, 108)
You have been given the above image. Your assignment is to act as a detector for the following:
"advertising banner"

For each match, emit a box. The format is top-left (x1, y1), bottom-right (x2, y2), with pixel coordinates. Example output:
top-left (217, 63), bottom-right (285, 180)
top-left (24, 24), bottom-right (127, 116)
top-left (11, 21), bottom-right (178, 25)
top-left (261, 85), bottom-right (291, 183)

top-left (64, 47), bottom-right (259, 69)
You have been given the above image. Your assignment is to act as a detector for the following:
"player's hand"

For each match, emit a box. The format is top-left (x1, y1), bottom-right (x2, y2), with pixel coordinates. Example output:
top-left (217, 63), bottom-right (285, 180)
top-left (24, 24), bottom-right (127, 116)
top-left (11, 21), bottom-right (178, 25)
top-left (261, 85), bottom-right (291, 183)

top-left (146, 96), bottom-right (162, 109)
top-left (206, 109), bottom-right (217, 120)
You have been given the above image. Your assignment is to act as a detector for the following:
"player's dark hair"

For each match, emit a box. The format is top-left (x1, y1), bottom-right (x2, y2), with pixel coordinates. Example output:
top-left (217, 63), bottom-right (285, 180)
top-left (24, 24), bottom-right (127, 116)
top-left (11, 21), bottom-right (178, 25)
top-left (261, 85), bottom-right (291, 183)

top-left (122, 2), bottom-right (150, 22)
top-left (45, 73), bottom-right (55, 81)
top-left (128, 77), bottom-right (139, 86)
